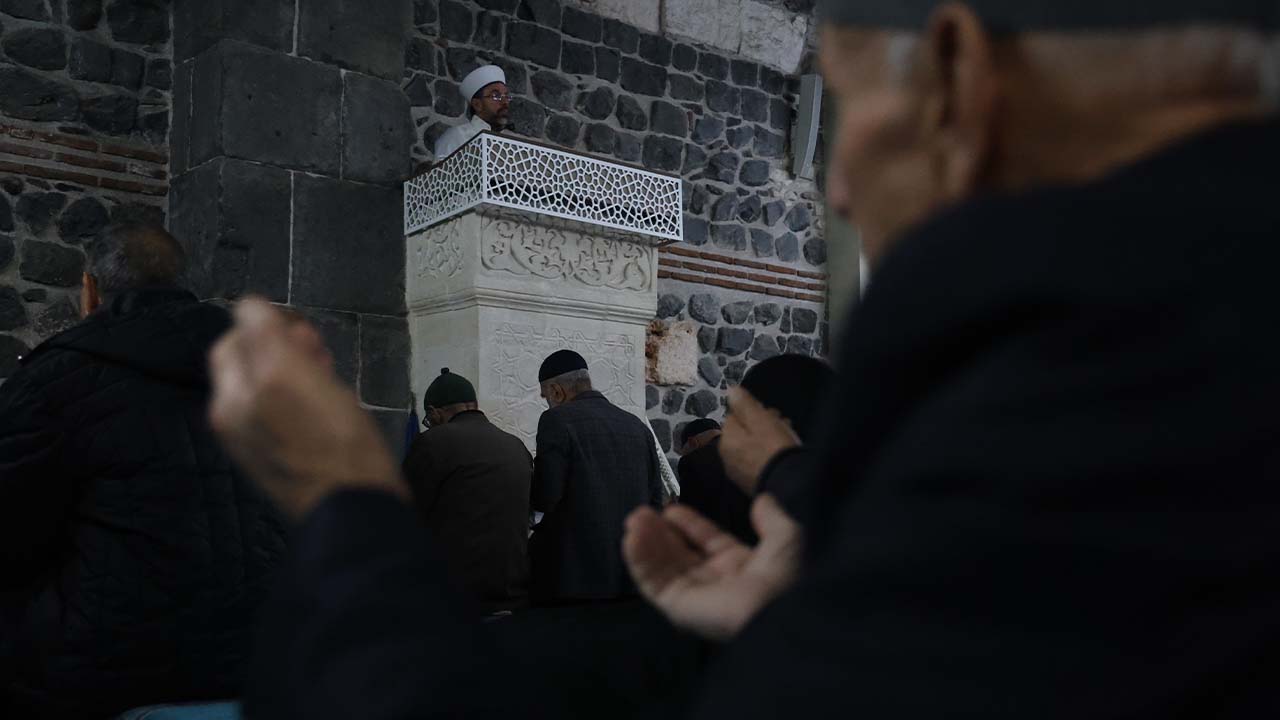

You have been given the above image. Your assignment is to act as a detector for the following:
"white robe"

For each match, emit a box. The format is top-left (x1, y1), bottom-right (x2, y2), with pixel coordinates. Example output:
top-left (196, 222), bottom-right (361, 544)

top-left (433, 115), bottom-right (491, 163)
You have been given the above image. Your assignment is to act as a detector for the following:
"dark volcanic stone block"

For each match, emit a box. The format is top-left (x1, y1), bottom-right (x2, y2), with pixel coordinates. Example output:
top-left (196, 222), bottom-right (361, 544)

top-left (638, 34), bottom-right (672, 66)
top-left (584, 123), bottom-right (616, 154)
top-left (697, 52), bottom-right (728, 80)
top-left (0, 67), bottom-right (79, 122)
top-left (705, 80), bottom-right (739, 114)
top-left (672, 44), bottom-right (697, 72)
top-left (170, 158), bottom-right (292, 302)
top-left (107, 0), bottom-right (169, 44)
top-left (439, 0), bottom-right (473, 41)
top-left (594, 46), bottom-right (620, 82)
top-left (740, 159), bottom-right (770, 187)
top-left (545, 114), bottom-right (580, 146)
top-left (70, 37), bottom-right (112, 82)
top-left (775, 232), bottom-right (799, 261)
top-left (692, 116), bottom-right (723, 144)
top-left (532, 70), bottom-right (573, 110)
top-left (615, 94), bottom-right (646, 130)
top-left (1, 0), bottom-right (49, 20)
top-left (174, 0), bottom-right (295, 62)
top-left (642, 135), bottom-right (682, 172)
top-left (297, 0), bottom-right (410, 80)
top-left (716, 327), bottom-right (753, 356)
top-left (576, 86), bottom-right (615, 120)
top-left (506, 21), bottom-right (560, 68)
top-left (16, 192), bottom-right (65, 234)
top-left (3, 28), bottom-right (67, 71)
top-left (291, 175), bottom-right (405, 315)
top-left (561, 6), bottom-right (601, 41)
top-left (58, 197), bottom-right (110, 244)
top-left (20, 241), bottom-right (84, 287)
top-left (190, 43), bottom-right (342, 175)
top-left (300, 306), bottom-right (359, 385)
top-left (650, 101), bottom-right (687, 137)
top-left (371, 409), bottom-right (412, 454)
top-left (602, 18), bottom-right (638, 53)
top-left (669, 74), bottom-right (703, 102)
top-left (0, 287), bottom-right (28, 331)
top-left (561, 39), bottom-right (594, 75)
top-left (507, 96), bottom-right (547, 138)
top-left (447, 47), bottom-right (481, 80)
top-left (82, 93), bottom-right (137, 134)
top-left (360, 314), bottom-right (410, 408)
top-left (740, 88), bottom-right (768, 122)
top-left (730, 59), bottom-right (758, 87)
top-left (620, 57), bottom-right (666, 97)
top-left (433, 78), bottom-right (466, 117)
top-left (342, 73), bottom-right (415, 185)
top-left (683, 216), bottom-right (708, 246)
top-left (473, 10), bottom-right (504, 49)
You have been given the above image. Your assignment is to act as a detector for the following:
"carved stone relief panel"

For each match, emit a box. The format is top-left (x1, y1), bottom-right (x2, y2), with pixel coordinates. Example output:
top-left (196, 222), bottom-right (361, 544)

top-left (485, 321), bottom-right (642, 447)
top-left (480, 215), bottom-right (653, 292)
top-left (413, 216), bottom-right (466, 280)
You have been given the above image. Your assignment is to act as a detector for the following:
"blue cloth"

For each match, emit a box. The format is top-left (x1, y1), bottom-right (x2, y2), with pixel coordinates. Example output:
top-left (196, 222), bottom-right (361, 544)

top-left (403, 407), bottom-right (421, 460)
top-left (116, 701), bottom-right (242, 719)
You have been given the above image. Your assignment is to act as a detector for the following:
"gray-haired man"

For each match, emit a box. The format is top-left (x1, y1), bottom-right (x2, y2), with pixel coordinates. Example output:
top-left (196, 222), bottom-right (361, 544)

top-left (529, 349), bottom-right (665, 604)
top-left (0, 224), bottom-right (287, 718)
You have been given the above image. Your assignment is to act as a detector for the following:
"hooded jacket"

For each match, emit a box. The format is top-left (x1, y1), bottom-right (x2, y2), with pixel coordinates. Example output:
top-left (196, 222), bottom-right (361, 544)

top-left (0, 288), bottom-right (288, 719)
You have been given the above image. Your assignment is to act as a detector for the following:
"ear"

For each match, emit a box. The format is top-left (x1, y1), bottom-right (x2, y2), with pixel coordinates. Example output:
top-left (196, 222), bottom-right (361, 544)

top-left (921, 3), bottom-right (999, 198)
top-left (470, 97), bottom-right (484, 115)
top-left (80, 272), bottom-right (100, 319)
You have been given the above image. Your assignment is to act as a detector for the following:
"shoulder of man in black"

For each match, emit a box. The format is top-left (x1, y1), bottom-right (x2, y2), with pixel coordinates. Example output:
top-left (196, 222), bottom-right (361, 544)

top-left (691, 116), bottom-right (1280, 718)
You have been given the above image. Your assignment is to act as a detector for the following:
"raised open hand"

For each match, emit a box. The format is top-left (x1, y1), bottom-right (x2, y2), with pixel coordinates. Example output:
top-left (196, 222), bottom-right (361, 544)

top-left (720, 385), bottom-right (801, 495)
top-left (623, 494), bottom-right (801, 642)
top-left (208, 298), bottom-right (406, 519)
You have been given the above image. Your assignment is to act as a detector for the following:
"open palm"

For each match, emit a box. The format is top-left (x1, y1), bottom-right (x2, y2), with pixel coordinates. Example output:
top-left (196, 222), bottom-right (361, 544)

top-left (623, 494), bottom-right (801, 642)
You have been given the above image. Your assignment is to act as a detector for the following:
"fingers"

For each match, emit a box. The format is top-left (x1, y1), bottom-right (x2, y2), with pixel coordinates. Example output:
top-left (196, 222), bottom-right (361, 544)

top-left (661, 503), bottom-right (743, 557)
top-left (750, 494), bottom-right (800, 541)
top-left (726, 386), bottom-right (773, 426)
top-left (623, 506), bottom-right (703, 600)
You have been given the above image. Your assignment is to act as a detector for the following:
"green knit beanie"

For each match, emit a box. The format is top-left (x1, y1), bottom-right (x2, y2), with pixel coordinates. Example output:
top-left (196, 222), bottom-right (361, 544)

top-left (424, 368), bottom-right (477, 410)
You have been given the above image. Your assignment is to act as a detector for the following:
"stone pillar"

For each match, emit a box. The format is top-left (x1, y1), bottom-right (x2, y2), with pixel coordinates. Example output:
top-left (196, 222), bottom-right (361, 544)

top-left (168, 0), bottom-right (416, 445)
top-left (407, 209), bottom-right (658, 450)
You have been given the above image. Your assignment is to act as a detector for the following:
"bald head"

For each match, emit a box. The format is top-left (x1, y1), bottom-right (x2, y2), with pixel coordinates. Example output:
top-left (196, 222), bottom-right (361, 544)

top-left (84, 223), bottom-right (186, 308)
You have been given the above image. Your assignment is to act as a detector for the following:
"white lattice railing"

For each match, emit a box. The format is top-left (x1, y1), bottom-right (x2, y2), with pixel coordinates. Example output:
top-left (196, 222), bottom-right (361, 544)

top-left (404, 132), bottom-right (683, 243)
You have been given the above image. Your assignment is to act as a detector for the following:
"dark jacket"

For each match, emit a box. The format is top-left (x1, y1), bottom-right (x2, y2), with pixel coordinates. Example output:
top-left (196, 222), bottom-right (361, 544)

top-left (530, 390), bottom-right (663, 603)
top-left (0, 288), bottom-right (288, 719)
top-left (677, 438), bottom-right (756, 545)
top-left (402, 410), bottom-right (532, 613)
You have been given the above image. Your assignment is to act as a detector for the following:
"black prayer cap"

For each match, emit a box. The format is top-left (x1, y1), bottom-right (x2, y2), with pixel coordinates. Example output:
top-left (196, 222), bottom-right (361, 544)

top-left (538, 349), bottom-right (589, 383)
top-left (424, 368), bottom-right (477, 410)
top-left (680, 418), bottom-right (722, 446)
top-left (739, 354), bottom-right (835, 442)
top-left (817, 0), bottom-right (1280, 31)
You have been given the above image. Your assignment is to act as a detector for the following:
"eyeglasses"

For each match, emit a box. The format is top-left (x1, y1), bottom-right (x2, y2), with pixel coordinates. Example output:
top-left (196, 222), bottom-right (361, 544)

top-left (483, 92), bottom-right (512, 103)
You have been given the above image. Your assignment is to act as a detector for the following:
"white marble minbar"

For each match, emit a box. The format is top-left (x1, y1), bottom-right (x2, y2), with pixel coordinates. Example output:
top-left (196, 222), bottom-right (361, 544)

top-left (404, 132), bottom-right (682, 450)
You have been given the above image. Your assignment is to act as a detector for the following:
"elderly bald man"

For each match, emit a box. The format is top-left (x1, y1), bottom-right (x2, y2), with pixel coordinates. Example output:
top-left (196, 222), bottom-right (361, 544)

top-left (205, 1), bottom-right (1280, 718)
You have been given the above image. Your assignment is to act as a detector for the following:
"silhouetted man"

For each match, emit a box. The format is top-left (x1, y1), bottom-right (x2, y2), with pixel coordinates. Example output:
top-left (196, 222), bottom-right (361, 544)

top-left (0, 224), bottom-right (287, 718)
top-left (403, 368), bottom-right (532, 613)
top-left (529, 350), bottom-right (664, 604)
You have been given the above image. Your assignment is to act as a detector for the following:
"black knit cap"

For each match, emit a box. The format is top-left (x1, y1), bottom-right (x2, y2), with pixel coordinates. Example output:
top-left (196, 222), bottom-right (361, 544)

top-left (538, 349), bottom-right (588, 383)
top-left (423, 368), bottom-right (476, 410)
top-left (680, 418), bottom-right (722, 446)
top-left (817, 0), bottom-right (1279, 31)
top-left (739, 354), bottom-right (835, 442)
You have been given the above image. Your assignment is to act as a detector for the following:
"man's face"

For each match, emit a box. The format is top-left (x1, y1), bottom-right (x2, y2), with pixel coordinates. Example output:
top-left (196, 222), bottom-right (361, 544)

top-left (539, 381), bottom-right (564, 410)
top-left (820, 28), bottom-right (956, 266)
top-left (472, 82), bottom-right (511, 128)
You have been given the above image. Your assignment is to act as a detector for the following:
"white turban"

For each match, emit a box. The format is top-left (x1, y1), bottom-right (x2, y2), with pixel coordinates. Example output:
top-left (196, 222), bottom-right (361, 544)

top-left (460, 65), bottom-right (507, 104)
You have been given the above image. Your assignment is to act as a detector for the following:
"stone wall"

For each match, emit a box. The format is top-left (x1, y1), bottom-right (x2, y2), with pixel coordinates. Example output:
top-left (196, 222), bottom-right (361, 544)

top-left (0, 0), bottom-right (172, 380)
top-left (168, 0), bottom-right (416, 446)
top-left (404, 0), bottom-right (827, 455)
